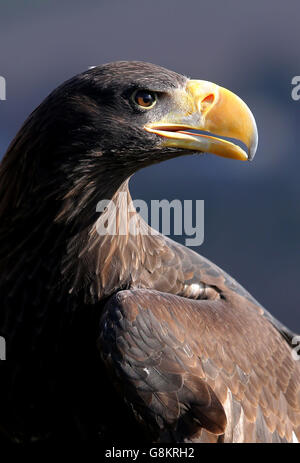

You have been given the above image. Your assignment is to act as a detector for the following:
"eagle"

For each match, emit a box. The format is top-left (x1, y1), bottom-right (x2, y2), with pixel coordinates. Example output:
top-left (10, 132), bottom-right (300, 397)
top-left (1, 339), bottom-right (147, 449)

top-left (0, 61), bottom-right (299, 443)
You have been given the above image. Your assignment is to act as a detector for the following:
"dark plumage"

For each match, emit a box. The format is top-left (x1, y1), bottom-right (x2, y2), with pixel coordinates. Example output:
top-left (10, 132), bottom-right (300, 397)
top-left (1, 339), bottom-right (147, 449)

top-left (0, 61), bottom-right (299, 443)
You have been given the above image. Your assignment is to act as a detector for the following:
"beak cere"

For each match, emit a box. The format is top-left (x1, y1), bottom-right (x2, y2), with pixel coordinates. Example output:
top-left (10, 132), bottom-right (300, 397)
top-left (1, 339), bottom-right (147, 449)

top-left (144, 80), bottom-right (258, 161)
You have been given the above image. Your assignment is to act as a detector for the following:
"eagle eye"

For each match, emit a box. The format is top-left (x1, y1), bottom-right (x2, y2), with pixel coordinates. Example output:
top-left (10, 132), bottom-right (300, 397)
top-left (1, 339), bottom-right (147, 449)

top-left (132, 90), bottom-right (157, 109)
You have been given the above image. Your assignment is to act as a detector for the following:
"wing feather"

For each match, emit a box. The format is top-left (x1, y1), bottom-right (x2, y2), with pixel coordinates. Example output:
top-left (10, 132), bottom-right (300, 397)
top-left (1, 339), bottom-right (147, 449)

top-left (98, 288), bottom-right (300, 443)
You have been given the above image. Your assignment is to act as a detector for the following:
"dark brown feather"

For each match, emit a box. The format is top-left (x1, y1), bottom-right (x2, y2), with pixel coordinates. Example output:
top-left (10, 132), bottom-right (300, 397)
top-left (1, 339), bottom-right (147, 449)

top-left (99, 289), bottom-right (300, 442)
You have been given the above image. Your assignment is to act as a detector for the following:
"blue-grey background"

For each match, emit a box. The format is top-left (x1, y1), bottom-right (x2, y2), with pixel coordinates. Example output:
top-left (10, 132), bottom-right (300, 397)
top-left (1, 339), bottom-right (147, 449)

top-left (0, 0), bottom-right (299, 330)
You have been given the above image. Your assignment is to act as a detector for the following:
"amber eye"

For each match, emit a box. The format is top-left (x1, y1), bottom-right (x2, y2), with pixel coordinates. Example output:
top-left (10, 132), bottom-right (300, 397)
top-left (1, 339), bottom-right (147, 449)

top-left (132, 90), bottom-right (157, 109)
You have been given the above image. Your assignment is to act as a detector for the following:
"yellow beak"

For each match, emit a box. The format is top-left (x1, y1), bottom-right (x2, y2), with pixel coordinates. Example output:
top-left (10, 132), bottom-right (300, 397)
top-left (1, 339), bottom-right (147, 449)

top-left (144, 80), bottom-right (258, 161)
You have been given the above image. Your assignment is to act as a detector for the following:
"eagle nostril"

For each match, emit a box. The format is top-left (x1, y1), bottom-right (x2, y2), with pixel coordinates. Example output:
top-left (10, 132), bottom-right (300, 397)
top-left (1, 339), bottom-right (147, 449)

top-left (199, 93), bottom-right (215, 114)
top-left (202, 93), bottom-right (215, 105)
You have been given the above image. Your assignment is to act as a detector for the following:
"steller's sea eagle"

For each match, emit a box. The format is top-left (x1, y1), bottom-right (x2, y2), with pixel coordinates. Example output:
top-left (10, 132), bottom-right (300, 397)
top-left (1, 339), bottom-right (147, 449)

top-left (0, 61), bottom-right (299, 443)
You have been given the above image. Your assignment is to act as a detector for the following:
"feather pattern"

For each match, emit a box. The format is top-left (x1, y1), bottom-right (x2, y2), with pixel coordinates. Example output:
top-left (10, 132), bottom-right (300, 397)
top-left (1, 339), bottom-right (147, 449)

top-left (99, 289), bottom-right (300, 442)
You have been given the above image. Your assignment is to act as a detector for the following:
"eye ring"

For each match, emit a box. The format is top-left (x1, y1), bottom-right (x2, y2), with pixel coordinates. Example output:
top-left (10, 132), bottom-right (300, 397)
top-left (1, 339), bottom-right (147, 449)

top-left (131, 89), bottom-right (157, 109)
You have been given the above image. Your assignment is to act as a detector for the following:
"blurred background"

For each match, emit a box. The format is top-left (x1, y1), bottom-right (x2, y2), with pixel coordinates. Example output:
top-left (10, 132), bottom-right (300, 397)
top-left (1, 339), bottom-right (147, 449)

top-left (0, 0), bottom-right (299, 330)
